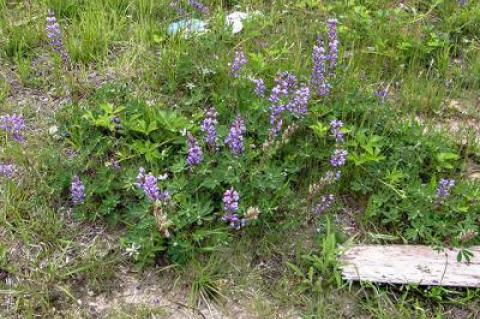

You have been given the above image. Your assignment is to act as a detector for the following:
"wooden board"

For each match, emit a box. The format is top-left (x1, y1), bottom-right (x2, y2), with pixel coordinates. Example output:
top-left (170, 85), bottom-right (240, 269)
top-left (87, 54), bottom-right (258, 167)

top-left (339, 245), bottom-right (480, 287)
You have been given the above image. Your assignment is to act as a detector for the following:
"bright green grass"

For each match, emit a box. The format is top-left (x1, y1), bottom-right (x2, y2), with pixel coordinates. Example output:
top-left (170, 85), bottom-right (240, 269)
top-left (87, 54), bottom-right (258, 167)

top-left (1, 0), bottom-right (480, 318)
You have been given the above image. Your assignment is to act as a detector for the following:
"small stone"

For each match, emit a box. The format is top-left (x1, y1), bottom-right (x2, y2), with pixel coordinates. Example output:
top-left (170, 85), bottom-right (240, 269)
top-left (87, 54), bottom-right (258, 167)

top-left (469, 172), bottom-right (480, 181)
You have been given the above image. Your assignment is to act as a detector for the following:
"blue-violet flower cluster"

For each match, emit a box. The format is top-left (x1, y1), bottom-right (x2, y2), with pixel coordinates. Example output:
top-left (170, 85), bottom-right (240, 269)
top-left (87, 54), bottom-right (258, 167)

top-left (311, 18), bottom-right (339, 97)
top-left (311, 36), bottom-right (330, 97)
top-left (286, 86), bottom-right (311, 118)
top-left (327, 18), bottom-right (339, 74)
top-left (376, 86), bottom-right (388, 104)
top-left (231, 50), bottom-right (247, 78)
top-left (0, 164), bottom-right (15, 180)
top-left (71, 175), bottom-right (85, 206)
top-left (314, 194), bottom-right (335, 214)
top-left (46, 11), bottom-right (69, 63)
top-left (135, 168), bottom-right (170, 202)
top-left (186, 133), bottom-right (203, 167)
top-left (200, 107), bottom-right (218, 150)
top-left (0, 114), bottom-right (26, 143)
top-left (330, 149), bottom-right (348, 168)
top-left (169, 1), bottom-right (186, 15)
top-left (330, 119), bottom-right (344, 143)
top-left (188, 0), bottom-right (209, 14)
top-left (436, 179), bottom-right (455, 202)
top-left (268, 72), bottom-right (311, 137)
top-left (222, 188), bottom-right (245, 230)
top-left (225, 115), bottom-right (246, 156)
top-left (252, 78), bottom-right (266, 97)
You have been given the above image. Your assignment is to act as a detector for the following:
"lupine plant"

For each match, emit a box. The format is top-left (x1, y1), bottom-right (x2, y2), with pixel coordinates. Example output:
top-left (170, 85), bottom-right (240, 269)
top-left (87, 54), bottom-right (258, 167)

top-left (200, 107), bottom-right (218, 151)
top-left (45, 11), bottom-right (69, 64)
top-left (231, 49), bottom-right (247, 78)
top-left (52, 15), bottom-right (479, 268)
top-left (311, 36), bottom-right (330, 97)
top-left (326, 19), bottom-right (339, 75)
top-left (436, 179), bottom-right (455, 203)
top-left (267, 72), bottom-right (311, 138)
top-left (0, 114), bottom-right (26, 143)
top-left (376, 86), bottom-right (389, 104)
top-left (311, 18), bottom-right (339, 97)
top-left (313, 194), bottom-right (335, 215)
top-left (186, 133), bottom-right (203, 167)
top-left (330, 120), bottom-right (344, 143)
top-left (187, 0), bottom-right (209, 14)
top-left (222, 187), bottom-right (243, 230)
top-left (225, 115), bottom-right (246, 156)
top-left (70, 176), bottom-right (85, 206)
top-left (135, 168), bottom-right (170, 203)
top-left (0, 164), bottom-right (15, 180)
top-left (252, 78), bottom-right (266, 97)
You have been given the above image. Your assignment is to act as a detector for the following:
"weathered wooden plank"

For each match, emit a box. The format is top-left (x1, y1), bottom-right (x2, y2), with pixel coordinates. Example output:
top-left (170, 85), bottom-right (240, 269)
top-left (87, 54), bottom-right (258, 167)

top-left (339, 245), bottom-right (480, 287)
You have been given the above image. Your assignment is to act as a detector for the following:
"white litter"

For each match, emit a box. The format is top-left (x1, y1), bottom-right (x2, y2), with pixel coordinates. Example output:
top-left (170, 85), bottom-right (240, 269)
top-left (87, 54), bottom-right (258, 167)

top-left (167, 19), bottom-right (207, 37)
top-left (225, 11), bottom-right (262, 34)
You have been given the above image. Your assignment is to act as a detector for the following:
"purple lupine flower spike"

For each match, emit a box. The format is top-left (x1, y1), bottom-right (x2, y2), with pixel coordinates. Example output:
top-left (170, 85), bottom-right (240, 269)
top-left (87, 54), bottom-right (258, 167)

top-left (135, 168), bottom-right (170, 202)
top-left (268, 72), bottom-right (298, 137)
top-left (0, 164), bottom-right (15, 180)
top-left (314, 194), bottom-right (335, 214)
top-left (71, 175), bottom-right (85, 205)
top-left (252, 78), bottom-right (266, 97)
top-left (270, 72), bottom-right (297, 103)
top-left (231, 49), bottom-right (247, 78)
top-left (269, 105), bottom-right (284, 138)
top-left (330, 120), bottom-right (344, 143)
top-left (436, 179), bottom-right (455, 202)
top-left (170, 1), bottom-right (186, 14)
top-left (330, 149), bottom-right (348, 168)
top-left (200, 107), bottom-right (218, 150)
top-left (46, 11), bottom-right (69, 63)
top-left (186, 133), bottom-right (203, 167)
top-left (223, 187), bottom-right (239, 213)
top-left (222, 187), bottom-right (242, 229)
top-left (0, 114), bottom-right (26, 143)
top-left (286, 86), bottom-right (311, 118)
top-left (327, 18), bottom-right (339, 75)
top-left (188, 0), bottom-right (209, 14)
top-left (311, 36), bottom-right (330, 97)
top-left (135, 167), bottom-right (147, 188)
top-left (376, 86), bottom-right (388, 104)
top-left (225, 115), bottom-right (246, 156)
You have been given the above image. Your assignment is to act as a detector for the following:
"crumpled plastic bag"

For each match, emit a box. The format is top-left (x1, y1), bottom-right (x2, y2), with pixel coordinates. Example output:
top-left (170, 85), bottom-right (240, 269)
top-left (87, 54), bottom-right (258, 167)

top-left (167, 19), bottom-right (207, 37)
top-left (225, 11), bottom-right (249, 34)
top-left (225, 11), bottom-right (262, 34)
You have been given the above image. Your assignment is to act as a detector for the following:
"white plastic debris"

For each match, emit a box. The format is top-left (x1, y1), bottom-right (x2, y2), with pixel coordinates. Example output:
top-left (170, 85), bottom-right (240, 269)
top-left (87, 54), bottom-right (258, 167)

top-left (48, 125), bottom-right (58, 136)
top-left (225, 11), bottom-right (248, 34)
top-left (167, 19), bottom-right (207, 37)
top-left (225, 11), bottom-right (262, 34)
top-left (48, 125), bottom-right (62, 140)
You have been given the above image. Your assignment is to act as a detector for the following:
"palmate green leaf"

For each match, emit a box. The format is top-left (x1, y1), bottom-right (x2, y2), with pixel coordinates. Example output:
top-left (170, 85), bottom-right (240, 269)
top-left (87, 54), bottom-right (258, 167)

top-left (129, 140), bottom-right (164, 163)
top-left (200, 176), bottom-right (221, 190)
top-left (350, 151), bottom-right (385, 166)
top-left (156, 110), bottom-right (191, 133)
top-left (125, 115), bottom-right (158, 136)
top-left (457, 249), bottom-right (473, 263)
top-left (309, 122), bottom-right (328, 139)
top-left (99, 194), bottom-right (120, 217)
top-left (173, 200), bottom-right (215, 230)
top-left (435, 152), bottom-right (459, 171)
top-left (170, 159), bottom-right (186, 174)
top-left (248, 53), bottom-right (266, 71)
